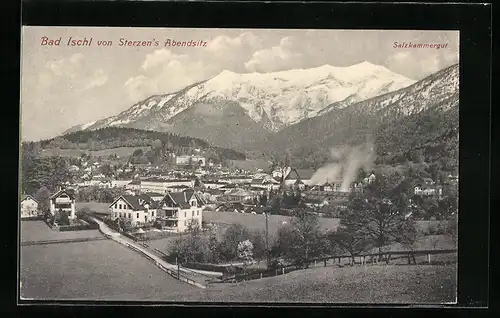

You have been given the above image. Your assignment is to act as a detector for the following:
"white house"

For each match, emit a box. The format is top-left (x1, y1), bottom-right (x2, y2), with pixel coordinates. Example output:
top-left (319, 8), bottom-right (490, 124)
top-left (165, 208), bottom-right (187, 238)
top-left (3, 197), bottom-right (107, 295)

top-left (156, 189), bottom-right (204, 233)
top-left (69, 165), bottom-right (80, 172)
top-left (201, 180), bottom-right (227, 189)
top-left (20, 195), bottom-right (39, 219)
top-left (49, 189), bottom-right (76, 219)
top-left (413, 178), bottom-right (443, 197)
top-left (109, 194), bottom-right (158, 227)
top-left (140, 178), bottom-right (195, 194)
top-left (126, 180), bottom-right (141, 191)
top-left (175, 155), bottom-right (206, 167)
top-left (111, 179), bottom-right (132, 188)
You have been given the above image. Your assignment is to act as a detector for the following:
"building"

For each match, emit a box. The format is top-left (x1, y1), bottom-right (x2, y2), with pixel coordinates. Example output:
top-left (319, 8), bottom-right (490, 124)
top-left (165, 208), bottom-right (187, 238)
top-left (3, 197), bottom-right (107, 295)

top-left (283, 168), bottom-right (315, 187)
top-left (225, 188), bottom-right (256, 202)
top-left (49, 189), bottom-right (76, 219)
top-left (20, 195), bottom-right (39, 219)
top-left (140, 178), bottom-right (195, 194)
top-left (262, 178), bottom-right (281, 191)
top-left (111, 179), bottom-right (132, 188)
top-left (145, 192), bottom-right (164, 202)
top-left (218, 176), bottom-right (253, 184)
top-left (413, 178), bottom-right (443, 197)
top-left (109, 194), bottom-right (158, 227)
top-left (175, 155), bottom-right (206, 167)
top-left (201, 180), bottom-right (227, 189)
top-left (156, 189), bottom-right (204, 232)
top-left (126, 180), bottom-right (141, 191)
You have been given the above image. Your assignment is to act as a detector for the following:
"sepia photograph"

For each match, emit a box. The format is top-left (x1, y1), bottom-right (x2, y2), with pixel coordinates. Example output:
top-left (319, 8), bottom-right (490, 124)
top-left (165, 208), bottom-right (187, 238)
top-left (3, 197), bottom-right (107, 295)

top-left (19, 27), bottom-right (459, 304)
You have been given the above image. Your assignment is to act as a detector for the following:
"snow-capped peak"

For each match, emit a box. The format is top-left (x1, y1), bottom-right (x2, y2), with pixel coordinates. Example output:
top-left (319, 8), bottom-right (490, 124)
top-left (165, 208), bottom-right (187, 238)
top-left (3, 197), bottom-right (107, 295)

top-left (66, 62), bottom-right (416, 134)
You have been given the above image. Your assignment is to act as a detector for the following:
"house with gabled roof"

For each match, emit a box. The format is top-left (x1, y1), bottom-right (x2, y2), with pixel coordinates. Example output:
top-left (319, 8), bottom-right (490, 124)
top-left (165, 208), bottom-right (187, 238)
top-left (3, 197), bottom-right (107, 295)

top-left (20, 194), bottom-right (39, 219)
top-left (49, 188), bottom-right (76, 219)
top-left (284, 168), bottom-right (315, 187)
top-left (156, 189), bottom-right (204, 232)
top-left (413, 178), bottom-right (443, 197)
top-left (109, 193), bottom-right (159, 227)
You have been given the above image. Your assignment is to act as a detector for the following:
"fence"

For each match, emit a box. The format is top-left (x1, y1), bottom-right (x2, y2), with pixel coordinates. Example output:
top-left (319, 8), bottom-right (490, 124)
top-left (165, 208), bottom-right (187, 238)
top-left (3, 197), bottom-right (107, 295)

top-left (306, 248), bottom-right (458, 267)
top-left (20, 215), bottom-right (44, 221)
top-left (21, 236), bottom-right (106, 246)
top-left (208, 263), bottom-right (300, 284)
top-left (208, 248), bottom-right (458, 285)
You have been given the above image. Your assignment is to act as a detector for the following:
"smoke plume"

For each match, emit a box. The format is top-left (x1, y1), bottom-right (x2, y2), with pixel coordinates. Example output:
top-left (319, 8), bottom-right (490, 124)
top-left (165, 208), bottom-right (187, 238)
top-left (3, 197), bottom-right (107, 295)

top-left (309, 140), bottom-right (376, 191)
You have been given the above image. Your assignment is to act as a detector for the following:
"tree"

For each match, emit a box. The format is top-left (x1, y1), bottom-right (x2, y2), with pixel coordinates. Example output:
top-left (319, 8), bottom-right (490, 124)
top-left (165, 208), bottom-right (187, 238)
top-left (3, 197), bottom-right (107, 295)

top-left (329, 229), bottom-right (371, 265)
top-left (438, 195), bottom-right (458, 219)
top-left (100, 164), bottom-right (114, 178)
top-left (445, 217), bottom-right (458, 247)
top-left (290, 209), bottom-right (322, 261)
top-left (34, 186), bottom-right (51, 214)
top-left (341, 173), bottom-right (409, 257)
top-left (132, 149), bottom-right (143, 157)
top-left (58, 209), bottom-right (70, 226)
top-left (249, 230), bottom-right (267, 260)
top-left (169, 229), bottom-right (210, 264)
top-left (219, 224), bottom-right (252, 261)
top-left (237, 240), bottom-right (254, 264)
top-left (273, 209), bottom-right (324, 267)
top-left (395, 219), bottom-right (419, 264)
top-left (208, 227), bottom-right (221, 263)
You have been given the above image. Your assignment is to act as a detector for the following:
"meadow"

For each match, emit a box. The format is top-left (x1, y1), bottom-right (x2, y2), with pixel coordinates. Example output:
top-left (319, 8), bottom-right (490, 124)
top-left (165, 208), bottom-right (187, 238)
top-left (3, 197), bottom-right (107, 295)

top-left (20, 221), bottom-right (103, 242)
top-left (20, 240), bottom-right (196, 300)
top-left (203, 210), bottom-right (341, 234)
top-left (76, 202), bottom-right (111, 214)
top-left (169, 264), bottom-right (457, 303)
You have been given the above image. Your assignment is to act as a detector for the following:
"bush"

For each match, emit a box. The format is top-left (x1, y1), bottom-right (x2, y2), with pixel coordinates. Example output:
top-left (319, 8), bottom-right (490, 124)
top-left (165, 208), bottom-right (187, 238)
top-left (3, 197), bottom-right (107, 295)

top-left (58, 222), bottom-right (99, 231)
top-left (426, 222), bottom-right (438, 236)
top-left (58, 213), bottom-right (70, 226)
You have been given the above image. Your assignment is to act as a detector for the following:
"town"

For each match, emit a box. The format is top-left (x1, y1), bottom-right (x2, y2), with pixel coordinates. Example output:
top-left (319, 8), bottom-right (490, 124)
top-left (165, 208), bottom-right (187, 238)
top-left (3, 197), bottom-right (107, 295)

top-left (20, 27), bottom-right (461, 303)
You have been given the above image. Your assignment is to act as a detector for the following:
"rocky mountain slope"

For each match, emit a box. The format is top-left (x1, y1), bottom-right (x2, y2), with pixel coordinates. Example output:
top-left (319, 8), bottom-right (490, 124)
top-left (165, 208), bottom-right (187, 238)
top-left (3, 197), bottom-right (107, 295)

top-left (248, 63), bottom-right (459, 167)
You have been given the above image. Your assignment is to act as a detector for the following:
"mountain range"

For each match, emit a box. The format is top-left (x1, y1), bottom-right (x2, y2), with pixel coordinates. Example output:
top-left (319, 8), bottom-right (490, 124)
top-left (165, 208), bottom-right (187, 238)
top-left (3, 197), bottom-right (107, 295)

top-left (64, 61), bottom-right (459, 170)
top-left (250, 63), bottom-right (459, 168)
top-left (65, 61), bottom-right (416, 148)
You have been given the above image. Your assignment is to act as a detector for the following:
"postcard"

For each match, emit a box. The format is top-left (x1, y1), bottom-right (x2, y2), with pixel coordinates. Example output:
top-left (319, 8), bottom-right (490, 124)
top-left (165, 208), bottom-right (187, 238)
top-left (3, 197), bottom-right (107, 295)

top-left (19, 26), bottom-right (459, 304)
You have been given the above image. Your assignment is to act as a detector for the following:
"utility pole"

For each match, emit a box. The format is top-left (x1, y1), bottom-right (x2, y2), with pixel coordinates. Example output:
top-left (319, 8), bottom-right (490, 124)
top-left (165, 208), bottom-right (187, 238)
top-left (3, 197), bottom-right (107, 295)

top-left (177, 257), bottom-right (180, 279)
top-left (265, 210), bottom-right (269, 270)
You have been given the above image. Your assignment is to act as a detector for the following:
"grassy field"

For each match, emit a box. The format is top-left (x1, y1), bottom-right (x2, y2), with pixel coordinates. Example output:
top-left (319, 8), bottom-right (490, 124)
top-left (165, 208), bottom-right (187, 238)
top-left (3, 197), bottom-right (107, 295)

top-left (20, 240), bottom-right (196, 300)
top-left (203, 210), bottom-right (340, 234)
top-left (39, 146), bottom-right (147, 159)
top-left (170, 264), bottom-right (457, 303)
top-left (20, 221), bottom-right (103, 242)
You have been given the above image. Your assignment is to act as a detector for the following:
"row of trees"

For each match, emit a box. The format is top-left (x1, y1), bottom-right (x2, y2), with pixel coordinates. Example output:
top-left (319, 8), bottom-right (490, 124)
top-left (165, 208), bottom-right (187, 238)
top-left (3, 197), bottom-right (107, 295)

top-left (76, 187), bottom-right (125, 203)
top-left (41, 127), bottom-right (246, 162)
top-left (168, 221), bottom-right (266, 265)
top-left (21, 150), bottom-right (72, 195)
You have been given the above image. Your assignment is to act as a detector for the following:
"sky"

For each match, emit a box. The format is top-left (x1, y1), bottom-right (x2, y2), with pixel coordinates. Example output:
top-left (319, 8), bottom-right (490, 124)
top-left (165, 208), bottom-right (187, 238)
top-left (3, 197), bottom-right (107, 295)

top-left (21, 27), bottom-right (459, 141)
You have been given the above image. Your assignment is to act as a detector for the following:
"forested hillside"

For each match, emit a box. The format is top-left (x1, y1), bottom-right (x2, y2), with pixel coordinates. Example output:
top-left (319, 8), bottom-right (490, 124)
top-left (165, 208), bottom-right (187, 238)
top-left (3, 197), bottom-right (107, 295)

top-left (39, 127), bottom-right (246, 161)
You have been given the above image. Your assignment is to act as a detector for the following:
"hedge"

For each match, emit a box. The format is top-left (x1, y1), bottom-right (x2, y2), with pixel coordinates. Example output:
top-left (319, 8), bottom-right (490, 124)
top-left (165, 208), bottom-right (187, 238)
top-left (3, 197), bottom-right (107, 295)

top-left (58, 223), bottom-right (99, 231)
top-left (21, 215), bottom-right (44, 221)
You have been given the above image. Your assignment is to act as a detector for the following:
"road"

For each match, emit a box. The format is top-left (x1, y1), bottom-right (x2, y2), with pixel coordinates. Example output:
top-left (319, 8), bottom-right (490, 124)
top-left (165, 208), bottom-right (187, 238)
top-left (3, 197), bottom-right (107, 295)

top-left (90, 217), bottom-right (222, 286)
